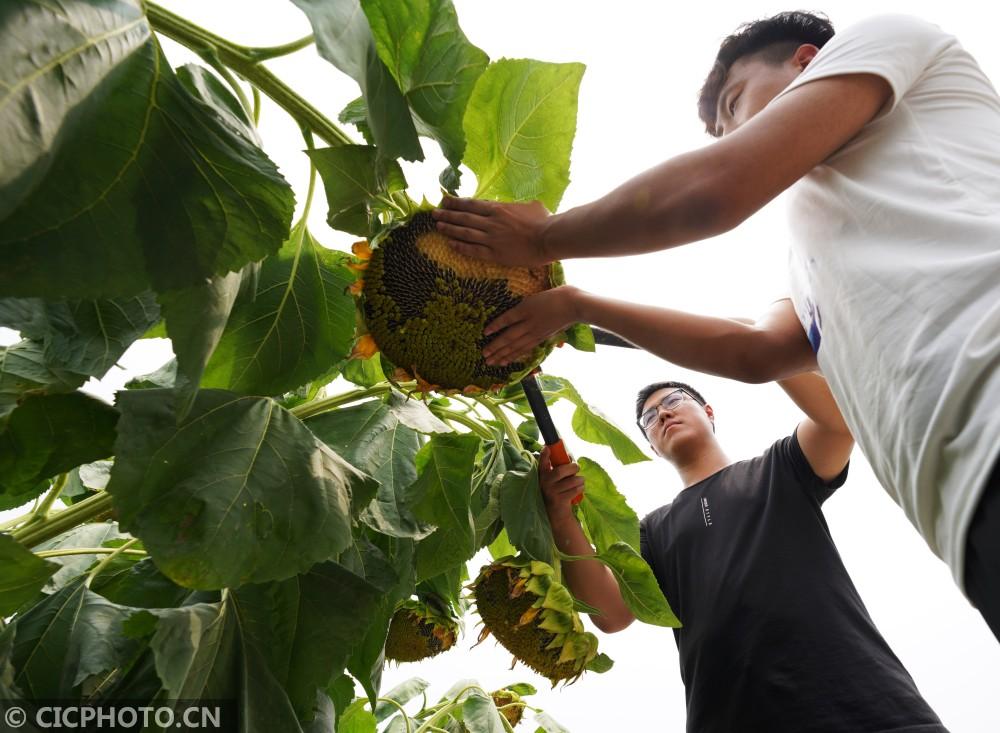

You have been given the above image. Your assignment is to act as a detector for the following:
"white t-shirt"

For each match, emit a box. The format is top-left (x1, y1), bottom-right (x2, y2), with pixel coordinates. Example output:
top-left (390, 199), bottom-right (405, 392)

top-left (773, 14), bottom-right (1000, 590)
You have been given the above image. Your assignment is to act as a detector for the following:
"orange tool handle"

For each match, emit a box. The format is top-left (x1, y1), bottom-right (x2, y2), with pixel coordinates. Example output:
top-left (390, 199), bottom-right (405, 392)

top-left (547, 440), bottom-right (583, 505)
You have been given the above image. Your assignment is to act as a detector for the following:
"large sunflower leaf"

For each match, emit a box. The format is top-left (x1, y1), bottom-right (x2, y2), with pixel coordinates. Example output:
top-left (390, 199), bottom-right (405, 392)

top-left (463, 59), bottom-right (585, 212)
top-left (411, 433), bottom-right (480, 580)
top-left (362, 0), bottom-right (488, 165)
top-left (199, 222), bottom-right (356, 396)
top-left (0, 393), bottom-right (118, 499)
top-left (33, 521), bottom-right (125, 593)
top-left (108, 389), bottom-right (375, 589)
top-left (0, 0), bottom-right (294, 298)
top-left (289, 0), bottom-right (423, 162)
top-left (307, 399), bottom-right (433, 540)
top-left (0, 534), bottom-right (59, 616)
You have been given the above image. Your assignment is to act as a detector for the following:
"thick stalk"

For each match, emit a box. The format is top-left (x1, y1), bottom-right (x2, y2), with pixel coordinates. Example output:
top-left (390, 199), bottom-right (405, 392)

top-left (290, 384), bottom-right (394, 420)
top-left (33, 473), bottom-right (69, 521)
top-left (12, 492), bottom-right (115, 548)
top-left (475, 396), bottom-right (524, 453)
top-left (35, 548), bottom-right (147, 560)
top-left (144, 2), bottom-right (353, 147)
top-left (427, 406), bottom-right (494, 440)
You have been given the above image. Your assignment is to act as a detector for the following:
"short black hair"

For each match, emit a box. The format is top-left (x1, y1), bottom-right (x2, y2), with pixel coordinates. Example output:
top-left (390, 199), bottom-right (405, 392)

top-left (635, 381), bottom-right (708, 423)
top-left (698, 11), bottom-right (835, 136)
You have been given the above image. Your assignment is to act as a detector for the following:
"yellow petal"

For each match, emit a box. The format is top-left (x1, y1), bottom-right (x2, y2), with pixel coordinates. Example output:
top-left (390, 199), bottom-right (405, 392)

top-left (348, 279), bottom-right (365, 296)
top-left (351, 240), bottom-right (373, 260)
top-left (350, 334), bottom-right (379, 360)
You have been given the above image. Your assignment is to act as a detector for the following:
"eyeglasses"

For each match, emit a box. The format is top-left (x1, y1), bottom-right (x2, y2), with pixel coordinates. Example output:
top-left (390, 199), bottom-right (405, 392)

top-left (637, 389), bottom-right (691, 433)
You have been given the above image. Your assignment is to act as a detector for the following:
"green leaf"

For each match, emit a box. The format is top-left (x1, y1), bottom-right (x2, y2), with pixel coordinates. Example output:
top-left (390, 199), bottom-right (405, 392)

top-left (374, 677), bottom-right (430, 722)
top-left (576, 458), bottom-right (640, 553)
top-left (487, 527), bottom-right (517, 561)
top-left (126, 599), bottom-right (302, 728)
top-left (596, 542), bottom-right (680, 627)
top-left (176, 64), bottom-right (259, 145)
top-left (362, 0), bottom-right (488, 165)
top-left (0, 340), bottom-right (87, 422)
top-left (411, 433), bottom-right (481, 580)
top-left (563, 323), bottom-right (596, 352)
top-left (290, 0), bottom-right (423, 162)
top-left (158, 270), bottom-right (243, 419)
top-left (33, 521), bottom-right (125, 592)
top-left (584, 652), bottom-right (614, 673)
top-left (0, 393), bottom-right (118, 498)
top-left (548, 377), bottom-right (650, 464)
top-left (343, 355), bottom-right (387, 387)
top-left (0, 534), bottom-right (58, 616)
top-left (108, 389), bottom-right (375, 588)
top-left (309, 146), bottom-right (407, 237)
top-left (498, 467), bottom-right (554, 565)
top-left (0, 293), bottom-right (161, 379)
top-left (385, 392), bottom-right (450, 434)
top-left (327, 673), bottom-right (357, 721)
top-left (339, 97), bottom-right (375, 145)
top-left (338, 698), bottom-right (378, 733)
top-left (463, 59), bottom-right (585, 211)
top-left (308, 399), bottom-right (433, 539)
top-left (233, 561), bottom-right (384, 722)
top-left (89, 557), bottom-right (190, 609)
top-left (0, 0), bottom-right (295, 298)
top-left (462, 690), bottom-right (508, 733)
top-left (3, 580), bottom-right (137, 698)
top-left (504, 682), bottom-right (536, 697)
top-left (199, 221), bottom-right (357, 397)
top-left (61, 460), bottom-right (112, 506)
top-left (533, 711), bottom-right (571, 733)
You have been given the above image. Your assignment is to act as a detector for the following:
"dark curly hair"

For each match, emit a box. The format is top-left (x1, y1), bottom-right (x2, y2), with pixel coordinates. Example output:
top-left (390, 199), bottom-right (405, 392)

top-left (698, 11), bottom-right (835, 136)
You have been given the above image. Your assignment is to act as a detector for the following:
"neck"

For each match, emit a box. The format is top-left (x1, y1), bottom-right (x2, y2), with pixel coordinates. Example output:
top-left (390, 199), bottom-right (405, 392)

top-left (672, 443), bottom-right (732, 488)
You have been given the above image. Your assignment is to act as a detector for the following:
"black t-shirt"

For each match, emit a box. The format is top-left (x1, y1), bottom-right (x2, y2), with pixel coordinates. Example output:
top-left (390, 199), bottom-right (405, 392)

top-left (639, 433), bottom-right (947, 733)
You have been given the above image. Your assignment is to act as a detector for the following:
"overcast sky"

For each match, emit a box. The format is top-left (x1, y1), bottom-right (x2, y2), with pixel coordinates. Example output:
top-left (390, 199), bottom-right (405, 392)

top-left (4, 1), bottom-right (999, 730)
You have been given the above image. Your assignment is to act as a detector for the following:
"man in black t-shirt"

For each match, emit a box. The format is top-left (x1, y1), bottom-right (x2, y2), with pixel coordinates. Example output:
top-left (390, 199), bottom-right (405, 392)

top-left (540, 371), bottom-right (947, 732)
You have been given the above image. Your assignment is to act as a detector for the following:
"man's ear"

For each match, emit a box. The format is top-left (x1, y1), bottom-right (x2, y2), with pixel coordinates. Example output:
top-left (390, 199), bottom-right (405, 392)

top-left (704, 404), bottom-right (716, 433)
top-left (793, 43), bottom-right (820, 70)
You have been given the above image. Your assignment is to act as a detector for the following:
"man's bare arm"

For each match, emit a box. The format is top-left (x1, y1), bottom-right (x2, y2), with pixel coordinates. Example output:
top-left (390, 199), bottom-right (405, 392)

top-left (434, 74), bottom-right (891, 266)
top-left (538, 448), bottom-right (635, 633)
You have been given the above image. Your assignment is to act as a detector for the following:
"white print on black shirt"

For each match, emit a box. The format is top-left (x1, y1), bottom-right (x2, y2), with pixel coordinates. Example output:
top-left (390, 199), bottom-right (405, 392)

top-left (701, 497), bottom-right (713, 527)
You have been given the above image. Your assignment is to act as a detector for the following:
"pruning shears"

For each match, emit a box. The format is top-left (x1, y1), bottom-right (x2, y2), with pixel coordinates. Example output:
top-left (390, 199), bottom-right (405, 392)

top-left (519, 327), bottom-right (636, 506)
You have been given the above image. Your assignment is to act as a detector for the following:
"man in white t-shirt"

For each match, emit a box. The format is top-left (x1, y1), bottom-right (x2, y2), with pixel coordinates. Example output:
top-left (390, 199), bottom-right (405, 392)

top-left (432, 12), bottom-right (1000, 640)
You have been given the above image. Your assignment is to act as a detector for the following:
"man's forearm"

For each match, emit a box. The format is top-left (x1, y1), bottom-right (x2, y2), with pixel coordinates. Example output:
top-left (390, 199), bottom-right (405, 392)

top-left (542, 149), bottom-right (736, 261)
top-left (550, 514), bottom-right (634, 633)
top-left (572, 290), bottom-right (812, 383)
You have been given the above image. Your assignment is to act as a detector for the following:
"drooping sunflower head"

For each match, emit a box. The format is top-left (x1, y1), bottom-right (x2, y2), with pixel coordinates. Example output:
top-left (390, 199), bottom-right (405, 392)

top-left (490, 689), bottom-right (525, 727)
top-left (352, 210), bottom-right (561, 392)
top-left (470, 557), bottom-right (599, 685)
top-left (384, 598), bottom-right (459, 663)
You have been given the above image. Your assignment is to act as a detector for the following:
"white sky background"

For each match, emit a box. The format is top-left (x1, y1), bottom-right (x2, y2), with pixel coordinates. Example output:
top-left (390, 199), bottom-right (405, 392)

top-left (3, 0), bottom-right (999, 730)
